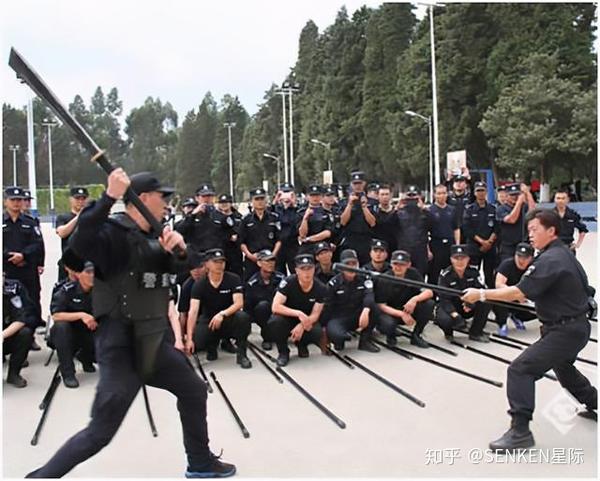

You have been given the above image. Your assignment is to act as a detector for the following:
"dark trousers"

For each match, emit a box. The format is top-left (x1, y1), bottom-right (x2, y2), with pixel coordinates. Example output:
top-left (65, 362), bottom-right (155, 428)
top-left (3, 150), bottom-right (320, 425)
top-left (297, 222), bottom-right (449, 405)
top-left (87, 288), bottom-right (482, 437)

top-left (243, 258), bottom-right (259, 282)
top-left (435, 301), bottom-right (491, 336)
top-left (50, 321), bottom-right (95, 377)
top-left (277, 241), bottom-right (298, 275)
top-left (507, 318), bottom-right (597, 421)
top-left (225, 244), bottom-right (243, 277)
top-left (342, 234), bottom-right (372, 266)
top-left (376, 300), bottom-right (434, 337)
top-left (404, 245), bottom-right (428, 277)
top-left (247, 300), bottom-right (273, 341)
top-left (494, 307), bottom-right (537, 327)
top-left (468, 243), bottom-right (498, 288)
top-left (428, 239), bottom-right (452, 284)
top-left (268, 315), bottom-right (322, 353)
top-left (327, 310), bottom-right (375, 346)
top-left (3, 326), bottom-right (33, 376)
top-left (13, 270), bottom-right (43, 327)
top-left (26, 328), bottom-right (210, 477)
top-left (193, 311), bottom-right (251, 352)
top-left (499, 242), bottom-right (518, 262)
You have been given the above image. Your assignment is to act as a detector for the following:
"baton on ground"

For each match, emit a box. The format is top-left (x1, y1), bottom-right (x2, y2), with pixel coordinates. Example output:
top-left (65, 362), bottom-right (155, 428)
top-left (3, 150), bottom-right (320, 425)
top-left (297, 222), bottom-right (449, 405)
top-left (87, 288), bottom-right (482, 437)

top-left (247, 341), bottom-right (278, 363)
top-left (142, 385), bottom-right (158, 437)
top-left (31, 367), bottom-right (61, 445)
top-left (326, 345), bottom-right (355, 369)
top-left (209, 372), bottom-right (250, 439)
top-left (192, 353), bottom-right (213, 393)
top-left (396, 327), bottom-right (458, 356)
top-left (248, 343), bottom-right (284, 383)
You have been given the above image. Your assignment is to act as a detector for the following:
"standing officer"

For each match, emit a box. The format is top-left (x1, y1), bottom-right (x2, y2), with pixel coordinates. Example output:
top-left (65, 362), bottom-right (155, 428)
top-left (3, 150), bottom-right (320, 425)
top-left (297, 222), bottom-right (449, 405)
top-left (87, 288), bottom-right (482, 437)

top-left (239, 188), bottom-right (281, 281)
top-left (375, 250), bottom-right (434, 348)
top-left (339, 171), bottom-right (377, 265)
top-left (321, 184), bottom-right (342, 249)
top-left (447, 173), bottom-right (472, 240)
top-left (297, 185), bottom-right (334, 254)
top-left (325, 249), bottom-right (379, 352)
top-left (436, 244), bottom-right (491, 342)
top-left (553, 189), bottom-right (588, 254)
top-left (495, 185), bottom-right (508, 207)
top-left (272, 183), bottom-right (299, 274)
top-left (373, 184), bottom-right (397, 254)
top-left (3, 273), bottom-right (35, 388)
top-left (244, 249), bottom-right (285, 350)
top-left (462, 208), bottom-right (597, 451)
top-left (27, 170), bottom-right (237, 478)
top-left (56, 187), bottom-right (89, 280)
top-left (463, 181), bottom-right (498, 287)
top-left (496, 183), bottom-right (536, 261)
top-left (50, 259), bottom-right (96, 388)
top-left (393, 185), bottom-right (432, 277)
top-left (428, 184), bottom-right (459, 285)
top-left (216, 193), bottom-right (243, 276)
top-left (3, 187), bottom-right (45, 328)
top-left (269, 254), bottom-right (328, 366)
top-left (185, 248), bottom-right (252, 368)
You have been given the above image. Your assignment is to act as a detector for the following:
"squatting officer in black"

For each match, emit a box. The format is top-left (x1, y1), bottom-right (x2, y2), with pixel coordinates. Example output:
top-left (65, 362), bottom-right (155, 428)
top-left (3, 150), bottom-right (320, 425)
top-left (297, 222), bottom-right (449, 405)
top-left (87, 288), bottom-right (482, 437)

top-left (362, 239), bottom-right (391, 274)
top-left (244, 249), bottom-right (285, 350)
top-left (463, 208), bottom-right (597, 452)
top-left (26, 170), bottom-right (236, 478)
top-left (325, 249), bottom-right (379, 352)
top-left (314, 241), bottom-right (336, 284)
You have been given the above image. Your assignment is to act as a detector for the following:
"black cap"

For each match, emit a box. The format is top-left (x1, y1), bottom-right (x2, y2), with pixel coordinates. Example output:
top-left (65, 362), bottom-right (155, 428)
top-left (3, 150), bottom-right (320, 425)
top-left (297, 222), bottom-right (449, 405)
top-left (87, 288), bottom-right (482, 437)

top-left (390, 250), bottom-right (411, 264)
top-left (70, 187), bottom-right (89, 198)
top-left (4, 187), bottom-right (25, 199)
top-left (218, 194), bottom-right (233, 203)
top-left (405, 185), bottom-right (420, 197)
top-left (371, 239), bottom-right (388, 250)
top-left (205, 248), bottom-right (226, 261)
top-left (367, 183), bottom-right (380, 191)
top-left (125, 172), bottom-right (175, 201)
top-left (22, 189), bottom-right (33, 199)
top-left (196, 184), bottom-right (216, 196)
top-left (473, 181), bottom-right (487, 191)
top-left (515, 242), bottom-right (534, 257)
top-left (279, 182), bottom-right (294, 193)
top-left (350, 171), bottom-right (365, 182)
top-left (256, 249), bottom-right (276, 261)
top-left (340, 249), bottom-right (359, 264)
top-left (61, 248), bottom-right (86, 272)
top-left (507, 183), bottom-right (521, 195)
top-left (187, 251), bottom-right (206, 269)
top-left (295, 254), bottom-right (315, 267)
top-left (453, 174), bottom-right (467, 182)
top-left (323, 185), bottom-right (336, 196)
top-left (450, 244), bottom-right (469, 258)
top-left (497, 185), bottom-right (507, 192)
top-left (182, 197), bottom-right (198, 208)
top-left (314, 242), bottom-right (332, 255)
top-left (307, 184), bottom-right (322, 195)
top-left (250, 188), bottom-right (267, 199)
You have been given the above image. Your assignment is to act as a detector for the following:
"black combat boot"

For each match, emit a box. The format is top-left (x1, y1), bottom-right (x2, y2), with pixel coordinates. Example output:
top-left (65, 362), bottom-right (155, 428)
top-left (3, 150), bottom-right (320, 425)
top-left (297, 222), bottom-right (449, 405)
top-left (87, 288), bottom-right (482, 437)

top-left (236, 342), bottom-right (252, 369)
top-left (358, 332), bottom-right (380, 352)
top-left (489, 416), bottom-right (535, 451)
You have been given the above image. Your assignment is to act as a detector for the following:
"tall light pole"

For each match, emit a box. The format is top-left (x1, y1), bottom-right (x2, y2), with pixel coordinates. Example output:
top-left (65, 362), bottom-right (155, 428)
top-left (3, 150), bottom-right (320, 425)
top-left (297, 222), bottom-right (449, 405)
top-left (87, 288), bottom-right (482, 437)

top-left (283, 82), bottom-right (300, 186)
top-left (277, 90), bottom-right (289, 182)
top-left (405, 110), bottom-right (433, 202)
top-left (9, 144), bottom-right (20, 185)
top-left (310, 138), bottom-right (332, 172)
top-left (263, 153), bottom-right (281, 187)
top-left (427, 2), bottom-right (444, 184)
top-left (223, 122), bottom-right (236, 199)
top-left (26, 94), bottom-right (38, 214)
top-left (42, 118), bottom-right (58, 216)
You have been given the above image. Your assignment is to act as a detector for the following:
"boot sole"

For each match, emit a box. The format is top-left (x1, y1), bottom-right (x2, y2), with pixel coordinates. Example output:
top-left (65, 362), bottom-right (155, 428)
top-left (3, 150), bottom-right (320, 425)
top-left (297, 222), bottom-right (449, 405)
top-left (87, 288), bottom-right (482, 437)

top-left (489, 438), bottom-right (535, 452)
top-left (185, 467), bottom-right (237, 478)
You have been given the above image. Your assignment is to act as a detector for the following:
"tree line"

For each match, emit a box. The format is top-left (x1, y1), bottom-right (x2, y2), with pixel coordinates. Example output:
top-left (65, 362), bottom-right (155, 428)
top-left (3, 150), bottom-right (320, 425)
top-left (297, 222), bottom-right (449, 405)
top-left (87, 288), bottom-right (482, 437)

top-left (2, 3), bottom-right (596, 200)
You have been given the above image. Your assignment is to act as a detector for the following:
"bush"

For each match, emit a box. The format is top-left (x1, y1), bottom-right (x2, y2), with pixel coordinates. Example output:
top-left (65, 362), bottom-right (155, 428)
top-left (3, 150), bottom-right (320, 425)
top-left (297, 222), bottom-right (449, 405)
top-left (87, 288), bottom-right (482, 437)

top-left (33, 184), bottom-right (105, 215)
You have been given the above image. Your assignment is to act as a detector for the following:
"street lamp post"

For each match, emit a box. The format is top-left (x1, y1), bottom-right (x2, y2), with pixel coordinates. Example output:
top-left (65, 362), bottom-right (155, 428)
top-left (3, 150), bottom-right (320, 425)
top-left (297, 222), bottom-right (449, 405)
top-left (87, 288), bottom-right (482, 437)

top-left (283, 82), bottom-right (300, 186)
top-left (42, 118), bottom-right (58, 216)
top-left (263, 153), bottom-right (281, 187)
top-left (277, 90), bottom-right (289, 182)
top-left (405, 110), bottom-right (433, 202)
top-left (9, 144), bottom-right (20, 185)
top-left (223, 122), bottom-right (236, 200)
top-left (428, 3), bottom-right (443, 184)
top-left (310, 138), bottom-right (332, 172)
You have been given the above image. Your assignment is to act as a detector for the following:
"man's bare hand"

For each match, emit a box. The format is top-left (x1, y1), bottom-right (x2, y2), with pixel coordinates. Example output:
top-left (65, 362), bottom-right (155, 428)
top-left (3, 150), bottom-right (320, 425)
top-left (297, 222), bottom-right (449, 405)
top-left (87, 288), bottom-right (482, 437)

top-left (106, 168), bottom-right (130, 200)
top-left (159, 226), bottom-right (186, 254)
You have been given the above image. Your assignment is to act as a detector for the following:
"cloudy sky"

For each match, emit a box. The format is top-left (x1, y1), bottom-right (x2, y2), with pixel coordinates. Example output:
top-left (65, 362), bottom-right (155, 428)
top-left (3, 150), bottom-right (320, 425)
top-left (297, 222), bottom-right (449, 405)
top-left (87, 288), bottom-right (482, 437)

top-left (1, 0), bottom-right (427, 119)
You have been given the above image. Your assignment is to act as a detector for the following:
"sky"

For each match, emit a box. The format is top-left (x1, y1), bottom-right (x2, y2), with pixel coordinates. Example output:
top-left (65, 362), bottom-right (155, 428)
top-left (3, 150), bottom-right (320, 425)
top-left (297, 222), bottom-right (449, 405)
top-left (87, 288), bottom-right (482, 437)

top-left (1, 0), bottom-right (427, 119)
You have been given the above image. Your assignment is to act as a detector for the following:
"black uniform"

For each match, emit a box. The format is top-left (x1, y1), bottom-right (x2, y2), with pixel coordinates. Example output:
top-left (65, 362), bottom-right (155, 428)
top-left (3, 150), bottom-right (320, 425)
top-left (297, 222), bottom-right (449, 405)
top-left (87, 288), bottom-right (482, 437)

top-left (555, 206), bottom-right (588, 249)
top-left (238, 210), bottom-right (281, 280)
top-left (190, 272), bottom-right (251, 354)
top-left (3, 211), bottom-right (45, 326)
top-left (315, 263), bottom-right (336, 285)
top-left (428, 203), bottom-right (458, 284)
top-left (493, 258), bottom-right (537, 327)
top-left (244, 270), bottom-right (285, 342)
top-left (50, 280), bottom-right (96, 378)
top-left (463, 201), bottom-right (498, 287)
top-left (221, 209), bottom-right (243, 276)
top-left (447, 191), bottom-right (471, 238)
top-left (268, 275), bottom-right (328, 355)
top-left (55, 211), bottom-right (78, 280)
top-left (325, 273), bottom-right (376, 348)
top-left (3, 278), bottom-right (34, 382)
top-left (27, 192), bottom-right (213, 477)
top-left (375, 268), bottom-right (434, 341)
top-left (374, 207), bottom-right (397, 254)
top-left (338, 197), bottom-right (377, 265)
top-left (175, 206), bottom-right (232, 254)
top-left (297, 205), bottom-right (334, 254)
top-left (496, 203), bottom-right (528, 260)
top-left (508, 239), bottom-right (596, 422)
top-left (178, 276), bottom-right (198, 316)
top-left (273, 204), bottom-right (300, 274)
top-left (392, 204), bottom-right (432, 276)
top-left (436, 265), bottom-right (491, 337)
top-left (322, 204), bottom-right (342, 250)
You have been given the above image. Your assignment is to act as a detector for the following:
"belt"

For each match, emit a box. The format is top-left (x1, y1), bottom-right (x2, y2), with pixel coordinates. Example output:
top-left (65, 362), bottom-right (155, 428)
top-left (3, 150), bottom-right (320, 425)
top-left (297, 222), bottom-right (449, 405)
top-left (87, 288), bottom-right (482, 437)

top-left (431, 238), bottom-right (452, 244)
top-left (542, 314), bottom-right (587, 326)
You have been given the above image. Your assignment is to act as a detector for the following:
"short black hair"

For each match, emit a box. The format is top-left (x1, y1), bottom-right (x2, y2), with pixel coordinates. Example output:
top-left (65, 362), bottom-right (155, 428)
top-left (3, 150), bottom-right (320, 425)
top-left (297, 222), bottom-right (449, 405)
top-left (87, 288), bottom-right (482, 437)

top-left (434, 183), bottom-right (447, 192)
top-left (525, 208), bottom-right (561, 235)
top-left (554, 188), bottom-right (570, 195)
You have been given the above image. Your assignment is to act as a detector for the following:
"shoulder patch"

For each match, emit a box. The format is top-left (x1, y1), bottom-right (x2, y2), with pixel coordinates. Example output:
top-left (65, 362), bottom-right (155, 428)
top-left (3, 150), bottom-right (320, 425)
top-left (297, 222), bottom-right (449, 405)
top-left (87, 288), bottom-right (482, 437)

top-left (523, 265), bottom-right (536, 277)
top-left (278, 279), bottom-right (288, 289)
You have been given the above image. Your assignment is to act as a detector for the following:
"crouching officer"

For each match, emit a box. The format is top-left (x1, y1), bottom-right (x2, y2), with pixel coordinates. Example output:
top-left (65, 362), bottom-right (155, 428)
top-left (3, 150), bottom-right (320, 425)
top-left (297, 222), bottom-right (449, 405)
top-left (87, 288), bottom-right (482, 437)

top-left (462, 208), bottom-right (597, 451)
top-left (3, 273), bottom-right (34, 388)
top-left (244, 249), bottom-right (285, 350)
top-left (26, 170), bottom-right (237, 478)
top-left (186, 248), bottom-right (252, 368)
top-left (375, 250), bottom-right (434, 348)
top-left (436, 244), bottom-right (491, 342)
top-left (325, 249), bottom-right (379, 352)
top-left (50, 256), bottom-right (96, 388)
top-left (269, 254), bottom-right (328, 366)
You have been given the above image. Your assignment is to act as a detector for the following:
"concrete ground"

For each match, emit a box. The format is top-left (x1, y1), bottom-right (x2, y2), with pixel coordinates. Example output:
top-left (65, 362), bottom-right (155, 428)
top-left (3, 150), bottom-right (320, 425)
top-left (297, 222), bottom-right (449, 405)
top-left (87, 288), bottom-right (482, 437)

top-left (2, 224), bottom-right (597, 478)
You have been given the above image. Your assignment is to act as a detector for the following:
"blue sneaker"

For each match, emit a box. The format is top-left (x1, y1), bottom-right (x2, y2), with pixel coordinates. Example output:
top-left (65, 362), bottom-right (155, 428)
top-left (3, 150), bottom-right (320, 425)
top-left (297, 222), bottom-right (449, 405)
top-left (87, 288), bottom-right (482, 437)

top-left (497, 324), bottom-right (509, 337)
top-left (185, 452), bottom-right (236, 478)
top-left (511, 316), bottom-right (526, 331)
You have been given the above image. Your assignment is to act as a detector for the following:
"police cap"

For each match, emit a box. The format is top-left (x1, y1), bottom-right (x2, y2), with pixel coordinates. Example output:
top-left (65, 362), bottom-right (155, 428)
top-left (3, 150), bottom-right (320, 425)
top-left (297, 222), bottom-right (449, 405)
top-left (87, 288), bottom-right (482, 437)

top-left (450, 244), bottom-right (470, 258)
top-left (205, 248), bottom-right (226, 261)
top-left (294, 254), bottom-right (315, 267)
top-left (218, 193), bottom-right (233, 204)
top-left (250, 188), bottom-right (267, 199)
top-left (340, 249), bottom-right (359, 265)
top-left (70, 186), bottom-right (89, 198)
top-left (126, 172), bottom-right (175, 200)
top-left (4, 187), bottom-right (25, 199)
top-left (307, 184), bottom-right (322, 195)
top-left (314, 242), bottom-right (332, 255)
top-left (196, 184), bottom-right (216, 196)
top-left (473, 181), bottom-right (487, 191)
top-left (371, 239), bottom-right (388, 250)
top-left (390, 250), bottom-right (411, 264)
top-left (350, 171), bottom-right (366, 182)
top-left (256, 249), bottom-right (276, 261)
top-left (515, 242), bottom-right (534, 257)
